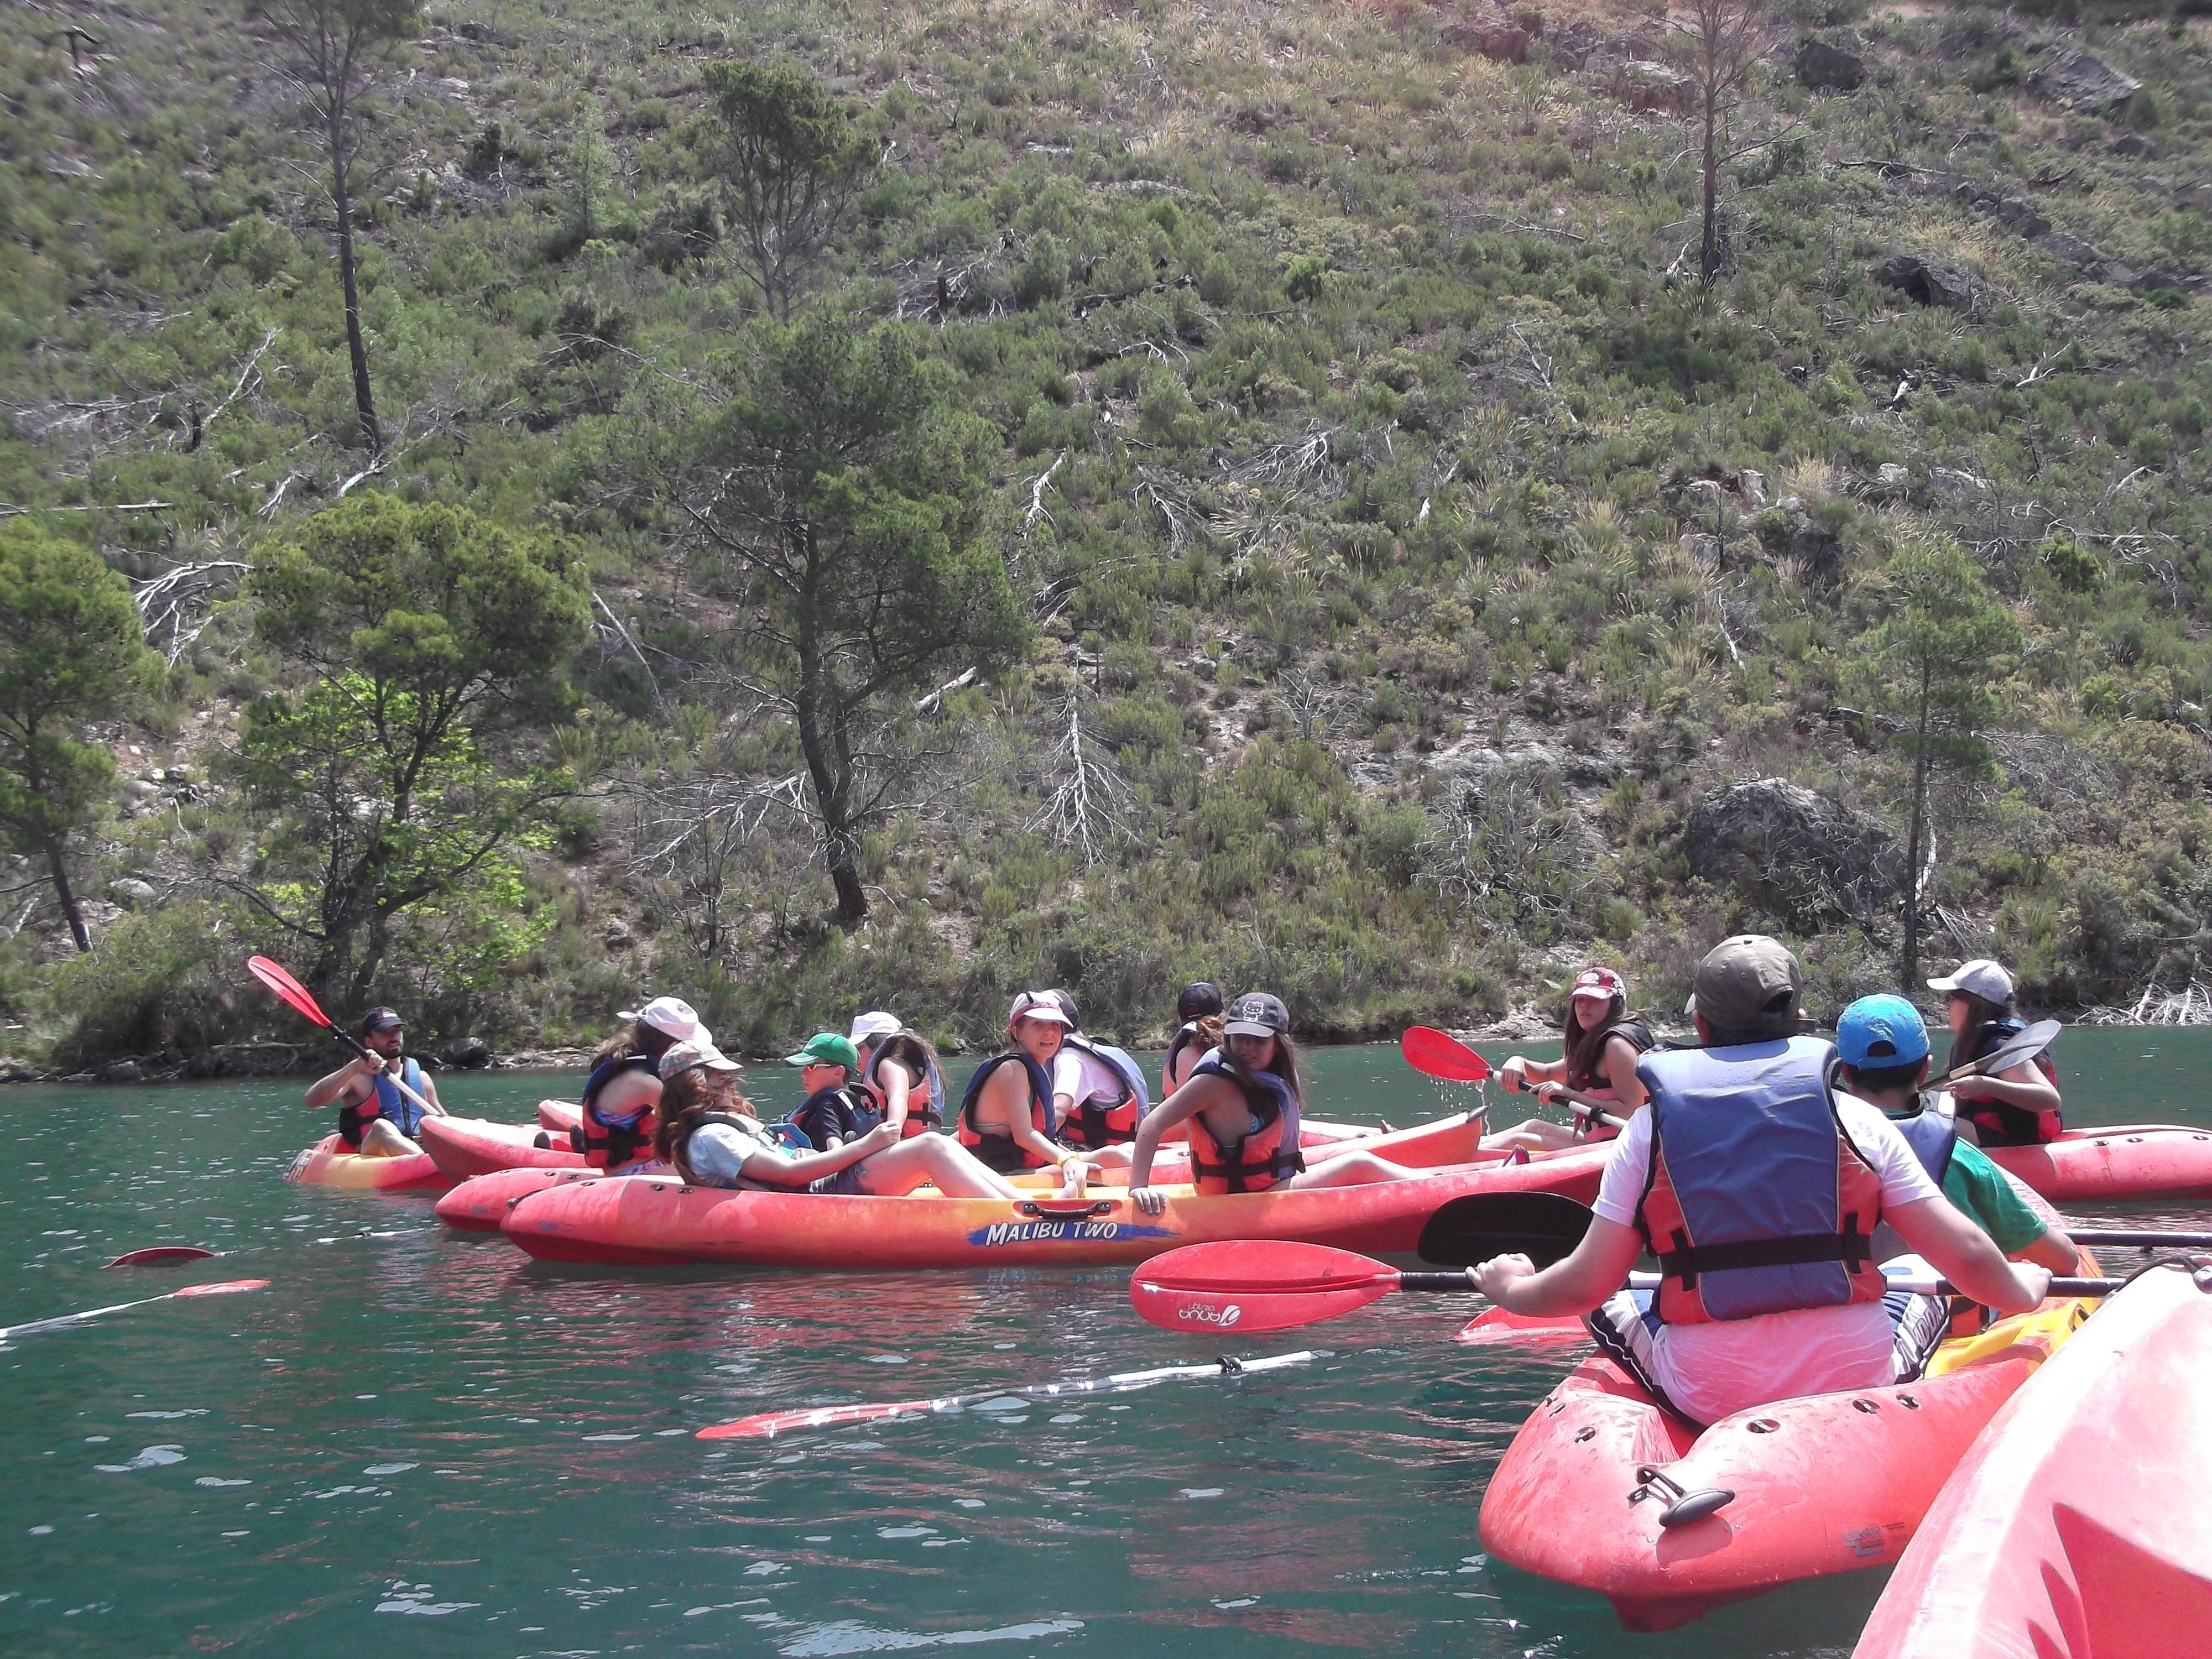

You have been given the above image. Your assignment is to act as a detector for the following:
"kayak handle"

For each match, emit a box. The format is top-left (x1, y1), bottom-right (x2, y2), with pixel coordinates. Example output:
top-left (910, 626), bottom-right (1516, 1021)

top-left (1658, 1487), bottom-right (1736, 1528)
top-left (1016, 1200), bottom-right (1115, 1220)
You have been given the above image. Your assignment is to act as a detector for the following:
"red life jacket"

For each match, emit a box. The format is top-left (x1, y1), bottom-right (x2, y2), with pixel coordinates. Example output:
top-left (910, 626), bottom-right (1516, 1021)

top-left (1952, 1020), bottom-right (2063, 1146)
top-left (1186, 1052), bottom-right (1305, 1194)
top-left (863, 1034), bottom-right (945, 1139)
top-left (1635, 1036), bottom-right (1887, 1326)
top-left (575, 1053), bottom-right (660, 1168)
top-left (1053, 1034), bottom-right (1151, 1150)
top-left (956, 1051), bottom-right (1061, 1169)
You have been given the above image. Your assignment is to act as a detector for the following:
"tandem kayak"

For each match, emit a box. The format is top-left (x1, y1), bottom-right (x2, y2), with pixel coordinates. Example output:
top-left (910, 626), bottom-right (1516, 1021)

top-left (420, 1114), bottom-right (587, 1181)
top-left (1981, 1122), bottom-right (2212, 1202)
top-left (497, 1147), bottom-right (1610, 1269)
top-left (437, 1166), bottom-right (607, 1232)
top-left (1477, 1282), bottom-right (2097, 1631)
top-left (284, 1133), bottom-right (452, 1192)
top-left (1853, 1260), bottom-right (2212, 1659)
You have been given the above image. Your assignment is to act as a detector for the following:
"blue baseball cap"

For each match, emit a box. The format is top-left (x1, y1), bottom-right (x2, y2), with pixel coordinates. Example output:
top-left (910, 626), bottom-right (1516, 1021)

top-left (1836, 995), bottom-right (1931, 1068)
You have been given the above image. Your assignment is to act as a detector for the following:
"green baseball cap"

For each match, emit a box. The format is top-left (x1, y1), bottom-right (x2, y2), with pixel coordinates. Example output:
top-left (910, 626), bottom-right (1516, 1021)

top-left (785, 1032), bottom-right (859, 1072)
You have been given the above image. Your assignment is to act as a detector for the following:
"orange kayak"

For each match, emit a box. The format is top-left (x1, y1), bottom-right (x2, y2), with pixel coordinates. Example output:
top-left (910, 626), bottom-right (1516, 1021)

top-left (1854, 1261), bottom-right (2212, 1659)
top-left (284, 1133), bottom-right (452, 1192)
top-left (420, 1114), bottom-right (586, 1180)
top-left (1478, 1279), bottom-right (2096, 1631)
top-left (1983, 1122), bottom-right (2212, 1202)
top-left (497, 1146), bottom-right (1608, 1269)
top-left (436, 1165), bottom-right (605, 1231)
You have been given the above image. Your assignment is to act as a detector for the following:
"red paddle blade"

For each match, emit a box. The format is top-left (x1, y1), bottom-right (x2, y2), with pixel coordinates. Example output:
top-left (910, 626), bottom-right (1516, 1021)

top-left (247, 955), bottom-right (333, 1030)
top-left (1401, 1026), bottom-right (1491, 1083)
top-left (173, 1280), bottom-right (269, 1297)
top-left (700, 1399), bottom-right (926, 1441)
top-left (1454, 1306), bottom-right (1588, 1345)
top-left (103, 1246), bottom-right (218, 1268)
top-left (1129, 1241), bottom-right (1398, 1334)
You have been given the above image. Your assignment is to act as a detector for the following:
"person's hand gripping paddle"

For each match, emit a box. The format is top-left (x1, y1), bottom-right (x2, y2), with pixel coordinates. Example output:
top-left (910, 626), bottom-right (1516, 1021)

top-left (247, 954), bottom-right (435, 1118)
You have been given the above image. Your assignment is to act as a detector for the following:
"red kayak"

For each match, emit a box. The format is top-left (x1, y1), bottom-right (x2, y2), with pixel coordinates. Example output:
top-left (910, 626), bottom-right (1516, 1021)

top-left (436, 1166), bottom-right (606, 1232)
top-left (1982, 1123), bottom-right (2212, 1203)
top-left (1478, 1282), bottom-right (2096, 1631)
top-left (1854, 1260), bottom-right (2212, 1659)
top-left (497, 1145), bottom-right (1609, 1269)
top-left (284, 1134), bottom-right (451, 1192)
top-left (419, 1114), bottom-right (587, 1181)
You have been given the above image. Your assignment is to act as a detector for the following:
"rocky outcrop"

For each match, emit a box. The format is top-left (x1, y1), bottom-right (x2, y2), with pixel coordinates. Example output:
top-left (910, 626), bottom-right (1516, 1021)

top-left (2029, 51), bottom-right (2140, 112)
top-left (1875, 253), bottom-right (1982, 311)
top-left (1794, 32), bottom-right (1866, 93)
top-left (1682, 779), bottom-right (1903, 930)
top-left (442, 1036), bottom-right (494, 1069)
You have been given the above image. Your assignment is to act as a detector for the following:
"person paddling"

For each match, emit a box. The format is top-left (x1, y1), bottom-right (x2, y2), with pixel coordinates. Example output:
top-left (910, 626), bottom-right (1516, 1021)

top-left (1126, 993), bottom-right (1426, 1215)
top-left (659, 1040), bottom-right (1072, 1198)
top-left (1161, 982), bottom-right (1225, 1098)
top-left (303, 1006), bottom-right (446, 1157)
top-left (1485, 967), bottom-right (1655, 1153)
top-left (1471, 936), bottom-right (2053, 1427)
top-left (1833, 995), bottom-right (2080, 1275)
top-left (573, 996), bottom-right (699, 1171)
top-left (956, 992), bottom-right (1095, 1187)
top-left (1927, 960), bottom-right (2064, 1146)
top-left (784, 1032), bottom-right (877, 1151)
top-left (848, 1011), bottom-right (947, 1140)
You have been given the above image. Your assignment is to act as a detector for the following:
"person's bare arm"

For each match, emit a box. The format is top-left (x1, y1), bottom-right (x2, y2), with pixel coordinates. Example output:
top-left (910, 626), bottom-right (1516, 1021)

top-left (979, 1065), bottom-right (1068, 1170)
top-left (1598, 1035), bottom-right (1648, 1109)
top-left (1129, 1077), bottom-right (1214, 1204)
top-left (303, 1059), bottom-right (369, 1110)
top-left (1471, 1215), bottom-right (1645, 1316)
top-left (1952, 1061), bottom-right (2060, 1116)
top-left (739, 1122), bottom-right (899, 1187)
top-left (419, 1071), bottom-right (446, 1115)
top-left (1885, 1197), bottom-right (2052, 1313)
top-left (2023, 1224), bottom-right (2082, 1274)
top-left (877, 1062), bottom-right (914, 1133)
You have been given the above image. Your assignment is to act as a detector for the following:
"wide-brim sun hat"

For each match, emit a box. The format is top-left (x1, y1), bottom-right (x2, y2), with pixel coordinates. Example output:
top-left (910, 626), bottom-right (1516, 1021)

top-left (620, 995), bottom-right (703, 1041)
top-left (848, 1010), bottom-right (903, 1045)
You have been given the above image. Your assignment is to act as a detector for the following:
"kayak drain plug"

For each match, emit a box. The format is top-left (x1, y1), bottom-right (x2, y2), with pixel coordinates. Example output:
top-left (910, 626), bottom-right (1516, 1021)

top-left (1658, 1489), bottom-right (1736, 1529)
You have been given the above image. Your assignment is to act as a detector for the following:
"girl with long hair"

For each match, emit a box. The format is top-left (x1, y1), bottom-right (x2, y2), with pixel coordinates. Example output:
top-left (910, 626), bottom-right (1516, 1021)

top-left (1485, 968), bottom-right (1656, 1153)
top-left (1928, 959), bottom-right (2063, 1145)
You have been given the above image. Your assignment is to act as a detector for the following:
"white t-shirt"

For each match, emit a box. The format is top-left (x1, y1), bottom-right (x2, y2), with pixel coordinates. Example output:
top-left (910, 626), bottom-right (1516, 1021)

top-left (1052, 1046), bottom-right (1127, 1108)
top-left (1590, 1095), bottom-right (1944, 1426)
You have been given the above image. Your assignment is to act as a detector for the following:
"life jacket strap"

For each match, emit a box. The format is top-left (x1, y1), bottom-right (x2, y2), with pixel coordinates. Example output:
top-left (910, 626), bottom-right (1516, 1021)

top-left (1657, 1223), bottom-right (1876, 1286)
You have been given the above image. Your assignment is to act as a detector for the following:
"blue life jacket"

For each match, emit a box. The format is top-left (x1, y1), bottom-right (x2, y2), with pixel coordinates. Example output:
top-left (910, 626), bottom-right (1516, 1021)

top-left (1888, 1104), bottom-right (1958, 1186)
top-left (1634, 1036), bottom-right (1887, 1325)
top-left (340, 1056), bottom-right (426, 1146)
top-left (956, 1051), bottom-right (1061, 1170)
top-left (1186, 1050), bottom-right (1304, 1194)
top-left (1056, 1034), bottom-right (1152, 1149)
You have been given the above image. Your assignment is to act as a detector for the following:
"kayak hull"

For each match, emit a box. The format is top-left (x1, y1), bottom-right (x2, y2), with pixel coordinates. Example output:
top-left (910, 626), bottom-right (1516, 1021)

top-left (436, 1166), bottom-right (604, 1232)
top-left (538, 1099), bottom-right (580, 1134)
top-left (498, 1148), bottom-right (1608, 1269)
top-left (420, 1114), bottom-right (586, 1180)
top-left (1983, 1123), bottom-right (2212, 1202)
top-left (1854, 1262), bottom-right (2212, 1659)
top-left (284, 1133), bottom-right (451, 1192)
top-left (1478, 1293), bottom-right (2091, 1631)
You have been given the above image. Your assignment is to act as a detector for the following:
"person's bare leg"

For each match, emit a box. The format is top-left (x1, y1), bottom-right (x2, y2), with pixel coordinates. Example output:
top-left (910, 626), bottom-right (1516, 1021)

top-left (359, 1119), bottom-right (421, 1158)
top-left (1480, 1119), bottom-right (1577, 1155)
top-left (851, 1139), bottom-right (1026, 1200)
top-left (1285, 1151), bottom-right (1423, 1191)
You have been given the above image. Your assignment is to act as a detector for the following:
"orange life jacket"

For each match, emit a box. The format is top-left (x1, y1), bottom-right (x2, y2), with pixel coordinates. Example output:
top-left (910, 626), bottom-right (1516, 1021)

top-left (1185, 1052), bottom-right (1305, 1195)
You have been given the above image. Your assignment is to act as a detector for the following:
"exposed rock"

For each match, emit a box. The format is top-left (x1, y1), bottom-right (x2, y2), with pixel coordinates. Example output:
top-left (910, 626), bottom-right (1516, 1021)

top-left (1794, 33), bottom-right (1866, 93)
top-left (1991, 196), bottom-right (2051, 239)
top-left (2029, 51), bottom-right (2141, 112)
top-left (1681, 478), bottom-right (1725, 515)
top-left (1868, 462), bottom-right (1911, 500)
top-left (1681, 779), bottom-right (1904, 930)
top-left (2036, 231), bottom-right (2104, 270)
top-left (2131, 267), bottom-right (2209, 295)
top-left (1445, 21), bottom-right (1533, 63)
top-left (1875, 253), bottom-right (1981, 311)
top-left (603, 916), bottom-right (633, 948)
top-left (1937, 16), bottom-right (2018, 59)
top-left (442, 1035), bottom-right (494, 1069)
top-left (100, 1058), bottom-right (146, 1084)
top-left (1547, 20), bottom-right (1599, 69)
top-left (1611, 60), bottom-right (1695, 114)
top-left (2107, 132), bottom-right (2158, 159)
top-left (108, 878), bottom-right (157, 907)
top-left (1739, 469), bottom-right (1768, 507)
top-left (1679, 531), bottom-right (1723, 566)
top-left (1755, 504), bottom-right (1846, 584)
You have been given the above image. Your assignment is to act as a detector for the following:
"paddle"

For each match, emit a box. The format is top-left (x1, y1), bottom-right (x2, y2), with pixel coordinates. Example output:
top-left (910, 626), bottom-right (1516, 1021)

top-left (103, 1246), bottom-right (219, 1268)
top-left (1402, 1025), bottom-right (1620, 1132)
top-left (1416, 1190), bottom-right (1595, 1267)
top-left (696, 1349), bottom-right (1319, 1441)
top-left (247, 954), bottom-right (437, 1118)
top-left (1, 1279), bottom-right (268, 1343)
top-left (1928, 1018), bottom-right (2062, 1091)
top-left (1129, 1241), bottom-right (2142, 1335)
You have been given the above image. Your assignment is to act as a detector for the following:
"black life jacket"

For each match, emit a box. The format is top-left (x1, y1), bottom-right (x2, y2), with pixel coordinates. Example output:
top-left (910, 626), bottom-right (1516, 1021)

top-left (574, 1053), bottom-right (660, 1168)
top-left (956, 1051), bottom-right (1061, 1169)
top-left (1053, 1034), bottom-right (1152, 1149)
top-left (1186, 1051), bottom-right (1305, 1194)
top-left (1164, 1021), bottom-right (1211, 1091)
top-left (789, 1083), bottom-right (878, 1151)
top-left (1566, 1016), bottom-right (1659, 1140)
top-left (1952, 1018), bottom-right (2063, 1146)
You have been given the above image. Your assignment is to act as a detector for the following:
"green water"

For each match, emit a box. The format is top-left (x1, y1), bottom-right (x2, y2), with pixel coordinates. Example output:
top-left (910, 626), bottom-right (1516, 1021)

top-left (3, 1030), bottom-right (2208, 1656)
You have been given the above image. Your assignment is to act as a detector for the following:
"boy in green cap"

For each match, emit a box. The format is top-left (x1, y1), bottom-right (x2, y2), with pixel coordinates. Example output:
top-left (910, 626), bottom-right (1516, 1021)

top-left (785, 1032), bottom-right (878, 1151)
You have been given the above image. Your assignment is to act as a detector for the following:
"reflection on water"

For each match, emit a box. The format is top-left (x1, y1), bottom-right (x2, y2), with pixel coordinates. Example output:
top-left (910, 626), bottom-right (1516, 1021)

top-left (1, 1032), bottom-right (2208, 1655)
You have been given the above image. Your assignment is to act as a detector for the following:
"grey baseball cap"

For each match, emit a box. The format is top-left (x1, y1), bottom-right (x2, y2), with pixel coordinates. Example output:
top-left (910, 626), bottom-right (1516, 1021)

top-left (1685, 936), bottom-right (1802, 1036)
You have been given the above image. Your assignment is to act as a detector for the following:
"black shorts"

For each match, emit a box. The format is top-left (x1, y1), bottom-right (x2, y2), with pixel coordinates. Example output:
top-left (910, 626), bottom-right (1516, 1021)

top-left (806, 1166), bottom-right (868, 1196)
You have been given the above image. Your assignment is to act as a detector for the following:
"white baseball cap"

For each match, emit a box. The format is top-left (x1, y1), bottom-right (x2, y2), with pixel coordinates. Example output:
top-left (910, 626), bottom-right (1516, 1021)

top-left (619, 995), bottom-right (703, 1041)
top-left (659, 1038), bottom-right (741, 1079)
top-left (848, 1010), bottom-right (903, 1045)
top-left (1926, 959), bottom-right (2015, 1004)
top-left (1006, 989), bottom-right (1076, 1030)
